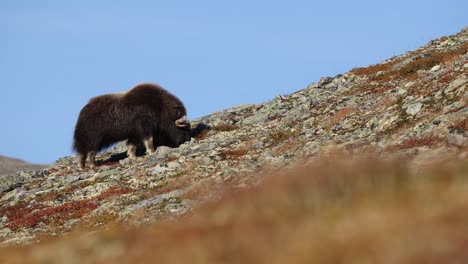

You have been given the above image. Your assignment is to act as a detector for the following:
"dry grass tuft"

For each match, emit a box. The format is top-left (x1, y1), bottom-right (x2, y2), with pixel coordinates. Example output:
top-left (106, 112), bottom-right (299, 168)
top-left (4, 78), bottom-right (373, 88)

top-left (351, 59), bottom-right (401, 76)
top-left (268, 128), bottom-right (300, 145)
top-left (220, 149), bottom-right (248, 160)
top-left (212, 124), bottom-right (239, 132)
top-left (137, 176), bottom-right (193, 202)
top-left (446, 105), bottom-right (468, 115)
top-left (95, 186), bottom-right (132, 200)
top-left (84, 212), bottom-right (119, 229)
top-left (449, 119), bottom-right (468, 133)
top-left (329, 107), bottom-right (356, 126)
top-left (385, 135), bottom-right (445, 152)
top-left (193, 129), bottom-right (210, 140)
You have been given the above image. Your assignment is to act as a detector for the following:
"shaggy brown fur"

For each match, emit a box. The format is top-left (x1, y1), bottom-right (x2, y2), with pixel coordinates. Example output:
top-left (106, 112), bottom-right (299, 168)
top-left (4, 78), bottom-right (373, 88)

top-left (73, 83), bottom-right (190, 168)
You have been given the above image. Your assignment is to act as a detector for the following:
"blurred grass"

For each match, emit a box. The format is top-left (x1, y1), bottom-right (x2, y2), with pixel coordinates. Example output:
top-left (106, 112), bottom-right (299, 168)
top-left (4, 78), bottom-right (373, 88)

top-left (2, 157), bottom-right (468, 263)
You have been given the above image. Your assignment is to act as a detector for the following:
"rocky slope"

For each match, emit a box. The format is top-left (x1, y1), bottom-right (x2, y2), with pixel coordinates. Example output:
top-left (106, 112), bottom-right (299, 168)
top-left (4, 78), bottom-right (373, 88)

top-left (0, 156), bottom-right (46, 176)
top-left (0, 28), bottom-right (467, 247)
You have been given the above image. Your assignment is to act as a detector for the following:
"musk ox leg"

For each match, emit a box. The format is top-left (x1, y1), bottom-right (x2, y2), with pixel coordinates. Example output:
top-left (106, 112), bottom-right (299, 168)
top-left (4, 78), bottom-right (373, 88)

top-left (88, 151), bottom-right (97, 168)
top-left (128, 144), bottom-right (137, 159)
top-left (144, 136), bottom-right (155, 155)
top-left (78, 151), bottom-right (96, 169)
top-left (79, 153), bottom-right (87, 169)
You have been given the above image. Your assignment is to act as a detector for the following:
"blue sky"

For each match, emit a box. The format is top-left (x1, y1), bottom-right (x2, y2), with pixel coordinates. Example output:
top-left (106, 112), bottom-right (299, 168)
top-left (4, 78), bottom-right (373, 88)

top-left (1, 0), bottom-right (467, 164)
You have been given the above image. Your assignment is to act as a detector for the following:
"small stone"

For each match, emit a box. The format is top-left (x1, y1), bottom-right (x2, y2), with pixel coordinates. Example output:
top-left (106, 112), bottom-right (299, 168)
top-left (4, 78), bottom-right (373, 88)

top-left (242, 114), bottom-right (269, 125)
top-left (95, 169), bottom-right (119, 180)
top-left (236, 183), bottom-right (248, 189)
top-left (119, 158), bottom-right (132, 166)
top-left (319, 77), bottom-right (333, 87)
top-left (443, 101), bottom-right (465, 113)
top-left (150, 162), bottom-right (181, 175)
top-left (398, 88), bottom-right (408, 95)
top-left (376, 115), bottom-right (399, 132)
top-left (199, 157), bottom-right (213, 166)
top-left (430, 65), bottom-right (441, 72)
top-left (434, 89), bottom-right (444, 99)
top-left (406, 103), bottom-right (423, 116)
top-left (151, 164), bottom-right (170, 175)
top-left (167, 162), bottom-right (181, 170)
top-left (447, 133), bottom-right (468, 147)
top-left (307, 83), bottom-right (319, 89)
top-left (446, 77), bottom-right (467, 93)
top-left (155, 146), bottom-right (172, 158)
top-left (35, 190), bottom-right (51, 196)
top-left (110, 175), bottom-right (122, 181)
top-left (0, 228), bottom-right (11, 238)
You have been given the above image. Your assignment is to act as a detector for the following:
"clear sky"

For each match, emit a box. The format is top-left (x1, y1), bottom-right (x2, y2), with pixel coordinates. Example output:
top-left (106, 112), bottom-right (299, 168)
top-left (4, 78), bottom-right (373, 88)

top-left (1, 0), bottom-right (467, 164)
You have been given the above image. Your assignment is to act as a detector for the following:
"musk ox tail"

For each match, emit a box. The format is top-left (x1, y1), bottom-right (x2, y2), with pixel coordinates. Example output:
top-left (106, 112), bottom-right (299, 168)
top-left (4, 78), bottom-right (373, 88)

top-left (73, 127), bottom-right (92, 169)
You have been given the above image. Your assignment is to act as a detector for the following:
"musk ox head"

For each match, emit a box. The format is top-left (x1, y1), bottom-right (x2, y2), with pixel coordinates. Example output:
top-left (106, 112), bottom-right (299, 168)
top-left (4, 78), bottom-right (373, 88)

top-left (156, 108), bottom-right (191, 148)
top-left (73, 83), bottom-right (191, 168)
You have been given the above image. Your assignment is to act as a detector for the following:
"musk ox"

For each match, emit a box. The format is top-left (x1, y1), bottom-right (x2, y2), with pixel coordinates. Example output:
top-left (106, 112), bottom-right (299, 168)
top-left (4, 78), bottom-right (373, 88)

top-left (73, 83), bottom-right (191, 168)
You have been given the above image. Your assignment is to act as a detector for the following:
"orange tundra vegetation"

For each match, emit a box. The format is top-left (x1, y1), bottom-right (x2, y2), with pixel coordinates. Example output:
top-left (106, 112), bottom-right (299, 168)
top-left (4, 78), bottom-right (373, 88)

top-left (351, 42), bottom-right (467, 82)
top-left (1, 156), bottom-right (468, 263)
top-left (0, 186), bottom-right (131, 231)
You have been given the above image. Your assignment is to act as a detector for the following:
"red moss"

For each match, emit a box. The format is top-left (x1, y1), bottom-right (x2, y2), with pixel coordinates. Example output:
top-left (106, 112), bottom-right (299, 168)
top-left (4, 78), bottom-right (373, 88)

top-left (194, 129), bottom-right (210, 140)
top-left (2, 187), bottom-right (131, 231)
top-left (269, 129), bottom-right (299, 144)
top-left (449, 119), bottom-right (468, 132)
top-left (353, 43), bottom-right (467, 82)
top-left (6, 200), bottom-right (98, 230)
top-left (95, 186), bottom-right (132, 200)
top-left (0, 203), bottom-right (45, 226)
top-left (45, 168), bottom-right (59, 174)
top-left (212, 124), bottom-right (238, 132)
top-left (413, 84), bottom-right (443, 97)
top-left (438, 70), bottom-right (456, 84)
top-left (330, 107), bottom-right (356, 124)
top-left (165, 156), bottom-right (179, 162)
top-left (351, 59), bottom-right (400, 76)
top-left (446, 106), bottom-right (468, 115)
top-left (386, 136), bottom-right (444, 152)
top-left (35, 191), bottom-right (63, 203)
top-left (220, 149), bottom-right (248, 160)
top-left (102, 161), bottom-right (121, 167)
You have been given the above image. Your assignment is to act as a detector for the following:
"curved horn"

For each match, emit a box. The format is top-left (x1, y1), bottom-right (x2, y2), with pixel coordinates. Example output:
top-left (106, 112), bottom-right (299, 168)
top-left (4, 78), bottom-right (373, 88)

top-left (175, 115), bottom-right (189, 127)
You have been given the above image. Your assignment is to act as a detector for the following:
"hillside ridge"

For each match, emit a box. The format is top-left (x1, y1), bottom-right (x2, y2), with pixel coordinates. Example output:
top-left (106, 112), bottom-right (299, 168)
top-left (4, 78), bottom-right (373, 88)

top-left (0, 27), bottom-right (466, 247)
top-left (0, 155), bottom-right (46, 177)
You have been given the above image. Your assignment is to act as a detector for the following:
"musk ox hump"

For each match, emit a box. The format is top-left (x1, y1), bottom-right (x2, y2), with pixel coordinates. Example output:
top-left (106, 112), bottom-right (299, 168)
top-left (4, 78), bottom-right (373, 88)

top-left (125, 83), bottom-right (186, 109)
top-left (87, 92), bottom-right (126, 104)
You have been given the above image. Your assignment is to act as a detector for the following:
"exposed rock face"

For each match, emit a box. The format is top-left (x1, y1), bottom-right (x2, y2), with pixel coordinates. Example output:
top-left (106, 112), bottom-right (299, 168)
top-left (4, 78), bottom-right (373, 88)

top-left (0, 28), bottom-right (467, 246)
